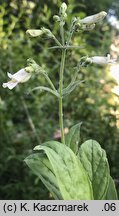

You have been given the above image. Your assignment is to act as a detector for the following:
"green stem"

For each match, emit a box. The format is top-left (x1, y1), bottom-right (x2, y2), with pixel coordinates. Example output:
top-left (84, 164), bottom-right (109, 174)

top-left (60, 22), bottom-right (65, 46)
top-left (59, 49), bottom-right (66, 144)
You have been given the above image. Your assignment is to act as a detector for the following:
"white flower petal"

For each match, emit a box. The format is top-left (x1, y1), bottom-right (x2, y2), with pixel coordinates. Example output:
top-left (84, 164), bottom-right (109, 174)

top-left (2, 80), bottom-right (18, 90)
top-left (87, 55), bottom-right (116, 65)
top-left (90, 56), bottom-right (108, 64)
top-left (12, 68), bottom-right (31, 83)
top-left (7, 72), bottom-right (13, 79)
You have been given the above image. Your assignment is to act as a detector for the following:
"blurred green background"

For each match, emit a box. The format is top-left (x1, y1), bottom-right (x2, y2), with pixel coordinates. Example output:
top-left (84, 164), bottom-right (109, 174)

top-left (0, 0), bottom-right (119, 199)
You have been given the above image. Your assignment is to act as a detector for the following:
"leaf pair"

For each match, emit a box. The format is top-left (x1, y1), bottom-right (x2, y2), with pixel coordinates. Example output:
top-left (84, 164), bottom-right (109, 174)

top-left (25, 123), bottom-right (118, 200)
top-left (62, 80), bottom-right (84, 97)
top-left (25, 141), bottom-right (93, 200)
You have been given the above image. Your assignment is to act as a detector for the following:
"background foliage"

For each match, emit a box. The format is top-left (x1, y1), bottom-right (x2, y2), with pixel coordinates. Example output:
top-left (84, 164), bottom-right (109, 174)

top-left (0, 0), bottom-right (119, 199)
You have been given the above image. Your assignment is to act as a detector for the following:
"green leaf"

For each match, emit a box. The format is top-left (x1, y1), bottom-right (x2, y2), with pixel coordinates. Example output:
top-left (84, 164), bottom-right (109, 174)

top-left (62, 80), bottom-right (84, 97)
top-left (78, 139), bottom-right (110, 200)
top-left (30, 86), bottom-right (60, 98)
top-left (34, 141), bottom-right (93, 200)
top-left (25, 152), bottom-right (62, 200)
top-left (104, 176), bottom-right (118, 200)
top-left (65, 123), bottom-right (82, 154)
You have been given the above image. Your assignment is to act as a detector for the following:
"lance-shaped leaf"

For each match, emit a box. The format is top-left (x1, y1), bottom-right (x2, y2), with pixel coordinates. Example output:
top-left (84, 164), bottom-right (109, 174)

top-left (78, 140), bottom-right (110, 200)
top-left (30, 86), bottom-right (60, 98)
top-left (104, 176), bottom-right (118, 200)
top-left (62, 80), bottom-right (84, 97)
top-left (34, 141), bottom-right (93, 200)
top-left (65, 123), bottom-right (82, 154)
top-left (25, 152), bottom-right (62, 200)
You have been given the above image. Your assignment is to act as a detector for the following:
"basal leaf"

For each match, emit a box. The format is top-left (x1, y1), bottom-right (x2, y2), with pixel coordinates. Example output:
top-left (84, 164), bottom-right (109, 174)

top-left (78, 139), bottom-right (110, 200)
top-left (104, 176), bottom-right (118, 200)
top-left (65, 123), bottom-right (82, 154)
top-left (25, 152), bottom-right (62, 200)
top-left (34, 141), bottom-right (93, 200)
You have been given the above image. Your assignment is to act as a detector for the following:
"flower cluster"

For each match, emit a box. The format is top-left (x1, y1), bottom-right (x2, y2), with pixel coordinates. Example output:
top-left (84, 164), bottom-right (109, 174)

top-left (2, 3), bottom-right (117, 91)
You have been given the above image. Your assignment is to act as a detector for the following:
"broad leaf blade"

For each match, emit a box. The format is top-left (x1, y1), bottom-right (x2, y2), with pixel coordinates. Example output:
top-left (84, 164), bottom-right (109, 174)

top-left (25, 152), bottom-right (62, 200)
top-left (78, 139), bottom-right (110, 200)
top-left (65, 123), bottom-right (82, 153)
top-left (34, 141), bottom-right (93, 200)
top-left (104, 176), bottom-right (118, 200)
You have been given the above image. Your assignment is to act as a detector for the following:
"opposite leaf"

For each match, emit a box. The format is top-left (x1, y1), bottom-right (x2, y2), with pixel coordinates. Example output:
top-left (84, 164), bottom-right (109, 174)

top-left (34, 141), bottom-right (93, 200)
top-left (65, 123), bottom-right (82, 154)
top-left (62, 80), bottom-right (84, 97)
top-left (78, 139), bottom-right (110, 200)
top-left (25, 152), bottom-right (62, 200)
top-left (104, 176), bottom-right (118, 200)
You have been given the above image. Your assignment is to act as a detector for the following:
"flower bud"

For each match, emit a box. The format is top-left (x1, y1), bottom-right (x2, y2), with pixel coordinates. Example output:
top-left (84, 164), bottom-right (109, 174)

top-left (80, 11), bottom-right (107, 24)
top-left (60, 2), bottom-right (67, 15)
top-left (53, 15), bottom-right (60, 22)
top-left (26, 29), bottom-right (43, 37)
top-left (59, 2), bottom-right (67, 21)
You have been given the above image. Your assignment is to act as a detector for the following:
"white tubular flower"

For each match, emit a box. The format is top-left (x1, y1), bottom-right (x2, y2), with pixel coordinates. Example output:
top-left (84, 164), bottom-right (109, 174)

top-left (80, 11), bottom-right (107, 24)
top-left (2, 68), bottom-right (31, 90)
top-left (86, 54), bottom-right (116, 65)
